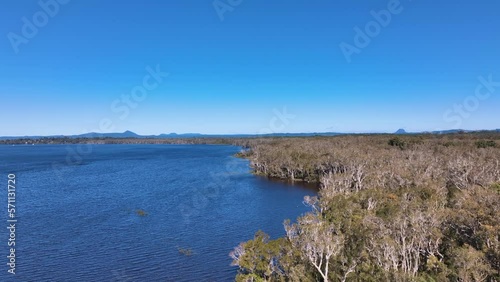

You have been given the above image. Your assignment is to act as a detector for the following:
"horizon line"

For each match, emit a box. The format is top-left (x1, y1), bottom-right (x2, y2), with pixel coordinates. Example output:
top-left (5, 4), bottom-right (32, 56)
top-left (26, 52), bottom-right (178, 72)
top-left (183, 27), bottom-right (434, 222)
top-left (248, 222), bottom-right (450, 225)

top-left (2, 128), bottom-right (500, 138)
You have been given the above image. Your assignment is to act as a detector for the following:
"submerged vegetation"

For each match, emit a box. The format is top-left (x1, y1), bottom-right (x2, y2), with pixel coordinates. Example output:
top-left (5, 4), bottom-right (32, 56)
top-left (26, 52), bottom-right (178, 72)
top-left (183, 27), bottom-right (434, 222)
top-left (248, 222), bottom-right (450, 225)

top-left (230, 133), bottom-right (500, 281)
top-left (178, 247), bottom-right (194, 257)
top-left (135, 209), bottom-right (148, 217)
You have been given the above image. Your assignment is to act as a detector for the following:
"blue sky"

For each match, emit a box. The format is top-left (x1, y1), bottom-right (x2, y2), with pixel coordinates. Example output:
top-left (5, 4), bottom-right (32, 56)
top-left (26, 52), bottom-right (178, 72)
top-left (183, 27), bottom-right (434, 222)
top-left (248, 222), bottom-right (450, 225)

top-left (1, 0), bottom-right (499, 135)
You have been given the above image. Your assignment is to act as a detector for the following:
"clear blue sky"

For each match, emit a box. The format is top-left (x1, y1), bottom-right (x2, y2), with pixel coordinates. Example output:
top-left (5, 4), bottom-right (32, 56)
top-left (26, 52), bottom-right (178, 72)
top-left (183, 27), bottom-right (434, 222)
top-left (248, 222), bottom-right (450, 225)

top-left (1, 0), bottom-right (499, 136)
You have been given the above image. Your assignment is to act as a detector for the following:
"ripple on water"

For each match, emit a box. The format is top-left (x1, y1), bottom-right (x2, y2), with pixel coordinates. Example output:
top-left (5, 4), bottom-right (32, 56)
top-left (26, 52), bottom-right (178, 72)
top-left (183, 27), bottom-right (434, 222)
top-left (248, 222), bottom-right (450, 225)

top-left (0, 144), bottom-right (315, 281)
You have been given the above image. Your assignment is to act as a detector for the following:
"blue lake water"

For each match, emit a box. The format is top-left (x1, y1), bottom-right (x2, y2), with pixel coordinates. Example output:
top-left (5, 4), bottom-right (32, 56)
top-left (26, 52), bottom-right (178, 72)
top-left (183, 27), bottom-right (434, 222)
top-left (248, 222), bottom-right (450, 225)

top-left (0, 144), bottom-right (315, 281)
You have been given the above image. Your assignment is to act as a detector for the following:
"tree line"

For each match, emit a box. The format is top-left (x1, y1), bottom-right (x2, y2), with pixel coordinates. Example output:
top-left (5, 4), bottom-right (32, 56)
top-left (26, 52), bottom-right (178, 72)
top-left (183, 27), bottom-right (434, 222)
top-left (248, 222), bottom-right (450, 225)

top-left (230, 133), bottom-right (500, 281)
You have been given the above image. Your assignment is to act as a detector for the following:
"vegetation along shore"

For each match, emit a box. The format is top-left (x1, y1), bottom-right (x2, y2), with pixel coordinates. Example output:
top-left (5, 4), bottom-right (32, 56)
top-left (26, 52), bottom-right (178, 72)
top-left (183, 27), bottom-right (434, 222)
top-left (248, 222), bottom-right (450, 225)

top-left (230, 133), bottom-right (499, 282)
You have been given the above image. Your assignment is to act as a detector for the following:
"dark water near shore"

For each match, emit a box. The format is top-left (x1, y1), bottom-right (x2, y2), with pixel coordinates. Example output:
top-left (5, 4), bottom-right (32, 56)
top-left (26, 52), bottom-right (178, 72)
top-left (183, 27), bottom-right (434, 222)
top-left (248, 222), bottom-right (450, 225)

top-left (0, 144), bottom-right (315, 281)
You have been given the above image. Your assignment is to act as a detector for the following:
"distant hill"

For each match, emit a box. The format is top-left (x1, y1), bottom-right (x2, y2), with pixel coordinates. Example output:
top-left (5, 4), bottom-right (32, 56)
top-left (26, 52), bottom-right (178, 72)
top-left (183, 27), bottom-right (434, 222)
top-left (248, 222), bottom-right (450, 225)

top-left (157, 133), bottom-right (203, 138)
top-left (75, 130), bottom-right (140, 138)
top-left (0, 129), bottom-right (499, 140)
top-left (395, 129), bottom-right (407, 134)
top-left (0, 131), bottom-right (343, 140)
top-left (0, 135), bottom-right (65, 140)
top-left (428, 129), bottom-right (466, 134)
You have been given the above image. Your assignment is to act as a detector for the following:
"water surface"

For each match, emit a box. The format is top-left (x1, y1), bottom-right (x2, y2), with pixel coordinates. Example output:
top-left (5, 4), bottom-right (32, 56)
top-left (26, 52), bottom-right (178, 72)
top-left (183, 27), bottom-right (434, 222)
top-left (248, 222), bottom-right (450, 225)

top-left (0, 144), bottom-right (314, 281)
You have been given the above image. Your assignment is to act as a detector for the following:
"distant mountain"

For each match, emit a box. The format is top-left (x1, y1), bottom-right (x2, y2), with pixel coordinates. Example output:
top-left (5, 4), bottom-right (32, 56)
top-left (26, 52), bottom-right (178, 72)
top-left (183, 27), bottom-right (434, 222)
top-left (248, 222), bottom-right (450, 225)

top-left (0, 135), bottom-right (65, 140)
top-left (0, 131), bottom-right (344, 140)
top-left (75, 130), bottom-right (140, 138)
top-left (395, 129), bottom-right (407, 134)
top-left (1, 129), bottom-right (499, 140)
top-left (0, 131), bottom-right (142, 140)
top-left (409, 129), bottom-right (500, 134)
top-left (157, 133), bottom-right (203, 138)
top-left (430, 129), bottom-right (469, 134)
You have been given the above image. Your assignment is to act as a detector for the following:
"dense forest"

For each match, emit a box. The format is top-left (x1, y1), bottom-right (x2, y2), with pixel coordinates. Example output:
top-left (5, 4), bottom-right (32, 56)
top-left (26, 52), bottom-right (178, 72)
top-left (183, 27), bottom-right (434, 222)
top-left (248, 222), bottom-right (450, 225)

top-left (230, 133), bottom-right (500, 281)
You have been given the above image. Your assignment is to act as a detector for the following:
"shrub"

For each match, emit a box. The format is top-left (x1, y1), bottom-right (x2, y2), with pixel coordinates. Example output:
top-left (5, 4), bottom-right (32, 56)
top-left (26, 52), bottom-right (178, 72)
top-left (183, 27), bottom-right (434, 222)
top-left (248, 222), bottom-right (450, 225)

top-left (388, 137), bottom-right (407, 149)
top-left (442, 141), bottom-right (456, 147)
top-left (476, 140), bottom-right (496, 148)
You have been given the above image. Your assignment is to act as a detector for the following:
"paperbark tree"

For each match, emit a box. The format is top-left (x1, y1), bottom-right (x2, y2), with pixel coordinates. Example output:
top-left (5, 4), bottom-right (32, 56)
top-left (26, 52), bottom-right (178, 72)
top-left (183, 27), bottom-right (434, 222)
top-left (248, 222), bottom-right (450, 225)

top-left (285, 214), bottom-right (343, 282)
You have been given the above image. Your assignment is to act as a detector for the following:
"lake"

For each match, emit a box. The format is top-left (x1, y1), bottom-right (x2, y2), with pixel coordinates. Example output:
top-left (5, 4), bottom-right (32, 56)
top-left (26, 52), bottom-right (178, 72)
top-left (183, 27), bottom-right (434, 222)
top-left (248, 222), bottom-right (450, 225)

top-left (0, 144), bottom-right (315, 281)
